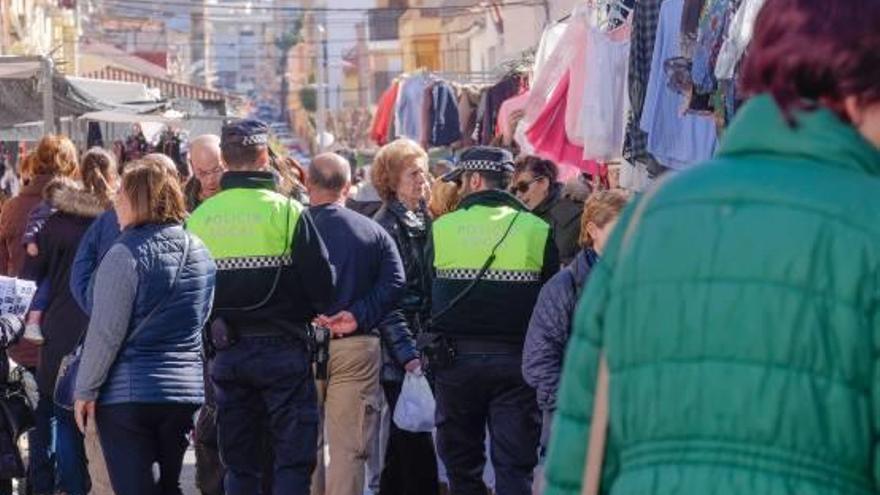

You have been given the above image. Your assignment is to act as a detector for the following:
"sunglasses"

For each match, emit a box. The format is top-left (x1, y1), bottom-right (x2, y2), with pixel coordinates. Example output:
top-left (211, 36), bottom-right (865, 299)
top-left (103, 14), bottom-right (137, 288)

top-left (511, 176), bottom-right (545, 195)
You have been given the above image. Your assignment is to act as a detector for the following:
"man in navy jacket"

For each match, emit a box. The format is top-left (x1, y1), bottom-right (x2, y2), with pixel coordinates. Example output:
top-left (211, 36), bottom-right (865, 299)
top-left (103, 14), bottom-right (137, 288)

top-left (307, 152), bottom-right (407, 495)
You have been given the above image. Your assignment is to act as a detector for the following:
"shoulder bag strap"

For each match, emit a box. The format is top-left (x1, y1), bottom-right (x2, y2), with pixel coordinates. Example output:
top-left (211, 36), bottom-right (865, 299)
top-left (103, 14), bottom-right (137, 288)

top-left (428, 209), bottom-right (522, 327)
top-left (72, 229), bottom-right (191, 350)
top-left (213, 197), bottom-right (293, 313)
top-left (580, 174), bottom-right (674, 495)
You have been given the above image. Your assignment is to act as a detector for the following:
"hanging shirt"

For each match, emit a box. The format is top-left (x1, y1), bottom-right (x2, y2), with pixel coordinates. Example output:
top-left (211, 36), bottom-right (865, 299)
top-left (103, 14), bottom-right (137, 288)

top-left (525, 7), bottom-right (589, 130)
top-left (478, 75), bottom-right (526, 145)
top-left (371, 81), bottom-right (400, 145)
top-left (395, 74), bottom-right (431, 141)
top-left (579, 22), bottom-right (632, 162)
top-left (534, 21), bottom-right (569, 82)
top-left (429, 82), bottom-right (463, 147)
top-left (496, 92), bottom-right (530, 144)
top-left (691, 0), bottom-right (740, 95)
top-left (564, 14), bottom-right (591, 147)
top-left (526, 70), bottom-right (601, 176)
top-left (640, 0), bottom-right (717, 169)
top-left (715, 0), bottom-right (767, 80)
top-left (625, 0), bottom-right (665, 166)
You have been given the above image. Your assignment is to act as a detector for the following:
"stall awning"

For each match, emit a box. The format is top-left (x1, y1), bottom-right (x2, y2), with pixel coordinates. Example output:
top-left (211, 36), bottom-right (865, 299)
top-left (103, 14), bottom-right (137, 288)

top-left (0, 60), bottom-right (42, 79)
top-left (0, 77), bottom-right (109, 128)
top-left (67, 77), bottom-right (161, 106)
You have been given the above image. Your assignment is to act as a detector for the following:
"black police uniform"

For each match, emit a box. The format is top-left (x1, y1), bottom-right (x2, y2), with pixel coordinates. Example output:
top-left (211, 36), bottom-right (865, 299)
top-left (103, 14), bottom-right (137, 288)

top-left (187, 119), bottom-right (335, 495)
top-left (427, 147), bottom-right (560, 495)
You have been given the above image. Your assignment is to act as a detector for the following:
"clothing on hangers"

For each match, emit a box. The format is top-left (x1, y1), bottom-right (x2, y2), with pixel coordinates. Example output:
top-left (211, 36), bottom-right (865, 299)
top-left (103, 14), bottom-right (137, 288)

top-left (455, 83), bottom-right (483, 146)
top-left (624, 0), bottom-right (665, 172)
top-left (524, 8), bottom-right (590, 127)
top-left (640, 0), bottom-right (717, 169)
top-left (715, 0), bottom-right (766, 80)
top-left (395, 73), bottom-right (432, 141)
top-left (534, 21), bottom-right (569, 79)
top-left (526, 70), bottom-right (601, 176)
top-left (477, 74), bottom-right (527, 145)
top-left (496, 92), bottom-right (530, 145)
top-left (579, 21), bottom-right (633, 162)
top-left (680, 0), bottom-right (707, 58)
top-left (564, 11), bottom-right (592, 147)
top-left (371, 80), bottom-right (400, 145)
top-left (684, 0), bottom-right (743, 114)
top-left (429, 82), bottom-right (463, 147)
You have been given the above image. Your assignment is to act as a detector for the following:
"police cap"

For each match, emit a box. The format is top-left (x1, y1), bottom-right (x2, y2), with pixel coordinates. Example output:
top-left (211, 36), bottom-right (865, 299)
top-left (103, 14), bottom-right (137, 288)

top-left (442, 146), bottom-right (515, 183)
top-left (221, 119), bottom-right (270, 149)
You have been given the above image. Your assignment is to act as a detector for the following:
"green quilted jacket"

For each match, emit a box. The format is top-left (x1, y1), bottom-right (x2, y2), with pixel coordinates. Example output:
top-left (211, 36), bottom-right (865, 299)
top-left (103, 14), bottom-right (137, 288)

top-left (544, 94), bottom-right (880, 495)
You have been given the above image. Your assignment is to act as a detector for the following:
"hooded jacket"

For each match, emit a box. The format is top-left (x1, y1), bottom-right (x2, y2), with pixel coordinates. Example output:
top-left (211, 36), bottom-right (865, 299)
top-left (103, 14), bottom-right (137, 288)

top-left (22, 178), bottom-right (106, 393)
top-left (545, 95), bottom-right (880, 495)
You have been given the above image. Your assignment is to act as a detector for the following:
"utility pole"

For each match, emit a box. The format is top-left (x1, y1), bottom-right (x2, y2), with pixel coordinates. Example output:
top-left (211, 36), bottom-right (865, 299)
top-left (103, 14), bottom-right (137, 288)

top-left (315, 23), bottom-right (327, 153)
top-left (74, 0), bottom-right (82, 75)
top-left (321, 23), bottom-right (330, 135)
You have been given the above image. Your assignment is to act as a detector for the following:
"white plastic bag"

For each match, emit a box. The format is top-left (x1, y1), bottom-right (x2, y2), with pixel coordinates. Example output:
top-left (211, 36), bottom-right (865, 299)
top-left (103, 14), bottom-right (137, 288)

top-left (393, 371), bottom-right (436, 433)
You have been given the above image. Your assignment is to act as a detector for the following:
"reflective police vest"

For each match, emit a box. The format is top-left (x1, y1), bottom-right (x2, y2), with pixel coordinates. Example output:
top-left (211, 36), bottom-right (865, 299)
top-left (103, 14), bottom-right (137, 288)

top-left (187, 184), bottom-right (302, 314)
top-left (431, 198), bottom-right (551, 340)
top-left (188, 187), bottom-right (301, 271)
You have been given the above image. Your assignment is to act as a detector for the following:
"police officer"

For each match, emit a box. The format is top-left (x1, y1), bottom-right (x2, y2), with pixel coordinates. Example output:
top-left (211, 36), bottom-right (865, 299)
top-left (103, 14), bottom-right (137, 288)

top-left (187, 119), bottom-right (335, 495)
top-left (428, 146), bottom-right (559, 495)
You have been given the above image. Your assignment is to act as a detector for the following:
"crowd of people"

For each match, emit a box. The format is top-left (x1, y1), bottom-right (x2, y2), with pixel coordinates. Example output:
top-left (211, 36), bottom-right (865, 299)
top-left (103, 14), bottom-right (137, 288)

top-left (0, 0), bottom-right (876, 494)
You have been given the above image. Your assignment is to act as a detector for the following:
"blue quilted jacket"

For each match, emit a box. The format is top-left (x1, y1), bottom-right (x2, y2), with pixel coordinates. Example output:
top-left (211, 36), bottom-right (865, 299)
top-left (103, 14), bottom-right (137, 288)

top-left (523, 249), bottom-right (598, 411)
top-left (100, 223), bottom-right (215, 405)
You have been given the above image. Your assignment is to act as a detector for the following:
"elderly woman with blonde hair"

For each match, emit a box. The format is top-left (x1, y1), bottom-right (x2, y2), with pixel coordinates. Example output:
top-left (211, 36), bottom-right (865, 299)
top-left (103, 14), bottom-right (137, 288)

top-left (371, 139), bottom-right (440, 494)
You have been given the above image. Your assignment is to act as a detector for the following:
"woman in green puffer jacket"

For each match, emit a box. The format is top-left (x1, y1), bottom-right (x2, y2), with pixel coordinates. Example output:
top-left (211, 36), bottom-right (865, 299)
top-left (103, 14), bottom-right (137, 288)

top-left (544, 0), bottom-right (880, 494)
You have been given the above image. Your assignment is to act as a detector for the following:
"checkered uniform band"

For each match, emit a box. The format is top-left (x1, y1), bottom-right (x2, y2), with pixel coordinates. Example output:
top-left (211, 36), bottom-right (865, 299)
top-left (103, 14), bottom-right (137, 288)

top-left (240, 134), bottom-right (268, 146)
top-left (216, 255), bottom-right (291, 271)
top-left (458, 160), bottom-right (512, 172)
top-left (436, 268), bottom-right (541, 283)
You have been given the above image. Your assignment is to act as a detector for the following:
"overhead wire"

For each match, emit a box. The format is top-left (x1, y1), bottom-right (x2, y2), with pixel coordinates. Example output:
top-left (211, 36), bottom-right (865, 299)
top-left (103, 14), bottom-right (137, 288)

top-left (97, 0), bottom-right (546, 14)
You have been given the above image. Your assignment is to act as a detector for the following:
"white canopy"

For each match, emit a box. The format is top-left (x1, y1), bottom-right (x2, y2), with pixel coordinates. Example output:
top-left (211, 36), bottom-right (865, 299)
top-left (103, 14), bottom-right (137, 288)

top-left (67, 77), bottom-right (161, 105)
top-left (0, 59), bottom-right (41, 79)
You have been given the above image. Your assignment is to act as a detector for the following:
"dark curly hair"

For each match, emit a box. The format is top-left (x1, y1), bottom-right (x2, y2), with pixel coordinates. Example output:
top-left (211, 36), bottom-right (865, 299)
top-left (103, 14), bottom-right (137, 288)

top-left (513, 155), bottom-right (559, 183)
top-left (740, 0), bottom-right (880, 123)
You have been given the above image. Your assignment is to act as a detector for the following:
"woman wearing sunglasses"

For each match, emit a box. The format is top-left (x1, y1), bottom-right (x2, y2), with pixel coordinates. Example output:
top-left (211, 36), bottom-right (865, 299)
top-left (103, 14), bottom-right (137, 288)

top-left (511, 156), bottom-right (583, 265)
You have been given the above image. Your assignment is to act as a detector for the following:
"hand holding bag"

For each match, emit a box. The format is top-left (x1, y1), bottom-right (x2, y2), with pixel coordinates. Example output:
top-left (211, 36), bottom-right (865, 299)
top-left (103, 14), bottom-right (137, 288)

top-left (54, 233), bottom-right (192, 410)
top-left (392, 371), bottom-right (436, 433)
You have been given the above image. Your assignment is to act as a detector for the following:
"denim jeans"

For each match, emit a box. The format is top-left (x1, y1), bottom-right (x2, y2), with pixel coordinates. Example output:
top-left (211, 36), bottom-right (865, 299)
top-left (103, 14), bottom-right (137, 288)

top-left (434, 353), bottom-right (540, 495)
top-left (54, 405), bottom-right (89, 495)
top-left (29, 396), bottom-right (55, 495)
top-left (210, 336), bottom-right (318, 495)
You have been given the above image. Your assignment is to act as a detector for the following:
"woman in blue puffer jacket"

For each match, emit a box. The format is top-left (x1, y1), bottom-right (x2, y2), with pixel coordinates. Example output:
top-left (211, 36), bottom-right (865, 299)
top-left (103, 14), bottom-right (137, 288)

top-left (522, 190), bottom-right (629, 449)
top-left (72, 160), bottom-right (216, 495)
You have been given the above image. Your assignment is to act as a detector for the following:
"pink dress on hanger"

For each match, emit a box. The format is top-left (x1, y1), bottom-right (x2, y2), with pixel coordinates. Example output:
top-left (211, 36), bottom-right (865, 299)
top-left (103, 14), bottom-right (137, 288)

top-left (525, 70), bottom-right (602, 176)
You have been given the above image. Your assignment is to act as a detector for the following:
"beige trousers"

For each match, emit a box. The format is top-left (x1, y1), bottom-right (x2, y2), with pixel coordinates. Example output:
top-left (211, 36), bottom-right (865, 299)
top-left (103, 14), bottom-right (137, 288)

top-left (84, 417), bottom-right (116, 495)
top-left (310, 336), bottom-right (382, 495)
